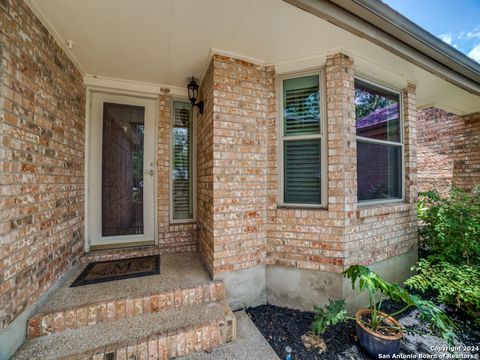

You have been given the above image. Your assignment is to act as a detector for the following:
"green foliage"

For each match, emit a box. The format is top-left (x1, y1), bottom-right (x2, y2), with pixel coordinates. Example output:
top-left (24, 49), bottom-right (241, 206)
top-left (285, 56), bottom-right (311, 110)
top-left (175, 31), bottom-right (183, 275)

top-left (311, 265), bottom-right (457, 345)
top-left (311, 300), bottom-right (347, 335)
top-left (344, 265), bottom-right (456, 345)
top-left (406, 260), bottom-right (480, 325)
top-left (408, 294), bottom-right (457, 345)
top-left (418, 188), bottom-right (480, 265)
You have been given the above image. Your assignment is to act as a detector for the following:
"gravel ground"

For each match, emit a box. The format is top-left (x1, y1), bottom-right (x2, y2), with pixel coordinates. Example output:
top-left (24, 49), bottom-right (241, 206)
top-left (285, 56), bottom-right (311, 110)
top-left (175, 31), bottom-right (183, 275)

top-left (246, 300), bottom-right (480, 360)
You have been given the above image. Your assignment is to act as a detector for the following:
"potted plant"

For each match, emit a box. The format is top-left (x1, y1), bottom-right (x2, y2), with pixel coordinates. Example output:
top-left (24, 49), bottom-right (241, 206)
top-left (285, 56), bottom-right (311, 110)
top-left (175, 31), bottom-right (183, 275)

top-left (311, 265), bottom-right (456, 359)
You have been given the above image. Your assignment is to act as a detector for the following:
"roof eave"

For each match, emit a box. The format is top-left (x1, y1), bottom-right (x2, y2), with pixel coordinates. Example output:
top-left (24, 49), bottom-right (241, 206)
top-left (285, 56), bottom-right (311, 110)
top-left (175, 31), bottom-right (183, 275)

top-left (283, 0), bottom-right (480, 96)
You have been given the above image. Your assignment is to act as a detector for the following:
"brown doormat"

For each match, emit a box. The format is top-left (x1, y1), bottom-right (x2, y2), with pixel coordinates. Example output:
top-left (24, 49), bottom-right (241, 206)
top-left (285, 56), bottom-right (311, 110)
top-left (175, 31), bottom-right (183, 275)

top-left (70, 255), bottom-right (160, 287)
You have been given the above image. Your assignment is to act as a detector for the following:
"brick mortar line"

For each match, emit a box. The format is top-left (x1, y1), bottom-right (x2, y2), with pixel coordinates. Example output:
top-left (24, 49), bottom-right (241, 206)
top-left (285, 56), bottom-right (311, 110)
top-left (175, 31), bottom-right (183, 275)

top-left (1, 118), bottom-right (85, 158)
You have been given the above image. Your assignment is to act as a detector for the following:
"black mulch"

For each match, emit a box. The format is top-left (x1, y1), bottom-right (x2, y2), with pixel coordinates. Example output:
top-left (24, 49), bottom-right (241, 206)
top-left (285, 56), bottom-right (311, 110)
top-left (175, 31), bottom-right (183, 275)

top-left (246, 297), bottom-right (480, 360)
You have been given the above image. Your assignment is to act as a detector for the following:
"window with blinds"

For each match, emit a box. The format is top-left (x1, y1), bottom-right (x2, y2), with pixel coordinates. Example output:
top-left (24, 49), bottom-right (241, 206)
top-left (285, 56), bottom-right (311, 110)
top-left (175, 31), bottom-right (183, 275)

top-left (283, 76), bottom-right (320, 136)
top-left (172, 101), bottom-right (193, 220)
top-left (282, 74), bottom-right (323, 206)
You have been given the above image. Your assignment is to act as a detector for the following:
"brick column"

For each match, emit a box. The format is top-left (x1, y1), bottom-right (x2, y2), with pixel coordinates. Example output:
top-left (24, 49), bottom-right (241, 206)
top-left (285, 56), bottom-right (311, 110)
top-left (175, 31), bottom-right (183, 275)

top-left (196, 55), bottom-right (276, 276)
top-left (197, 62), bottom-right (215, 275)
top-left (157, 89), bottom-right (171, 242)
top-left (325, 53), bottom-right (357, 214)
top-left (403, 83), bottom-right (417, 204)
top-left (265, 65), bottom-right (278, 254)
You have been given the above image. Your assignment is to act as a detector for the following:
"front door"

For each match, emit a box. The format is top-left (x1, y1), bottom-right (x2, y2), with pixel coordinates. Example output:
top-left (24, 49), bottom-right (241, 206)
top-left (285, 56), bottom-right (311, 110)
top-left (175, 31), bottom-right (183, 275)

top-left (88, 92), bottom-right (156, 248)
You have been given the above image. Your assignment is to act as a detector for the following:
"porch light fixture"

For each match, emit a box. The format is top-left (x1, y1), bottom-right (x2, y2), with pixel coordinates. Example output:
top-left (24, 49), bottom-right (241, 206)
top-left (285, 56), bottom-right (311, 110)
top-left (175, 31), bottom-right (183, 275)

top-left (187, 77), bottom-right (204, 114)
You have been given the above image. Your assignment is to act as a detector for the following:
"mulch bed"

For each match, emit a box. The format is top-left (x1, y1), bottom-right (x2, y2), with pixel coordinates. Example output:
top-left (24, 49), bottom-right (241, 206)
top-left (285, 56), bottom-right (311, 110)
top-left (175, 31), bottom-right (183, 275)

top-left (246, 297), bottom-right (480, 360)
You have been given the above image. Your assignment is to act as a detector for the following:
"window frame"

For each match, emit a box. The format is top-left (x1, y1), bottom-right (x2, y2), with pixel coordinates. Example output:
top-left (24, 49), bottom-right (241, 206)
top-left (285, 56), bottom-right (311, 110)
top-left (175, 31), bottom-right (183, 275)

top-left (170, 98), bottom-right (196, 223)
top-left (278, 69), bottom-right (327, 208)
top-left (354, 76), bottom-right (405, 206)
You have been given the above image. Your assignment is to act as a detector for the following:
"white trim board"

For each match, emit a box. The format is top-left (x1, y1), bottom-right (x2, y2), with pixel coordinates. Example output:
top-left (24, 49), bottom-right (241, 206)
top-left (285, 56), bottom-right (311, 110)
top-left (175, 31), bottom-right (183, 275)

top-left (84, 75), bottom-right (188, 98)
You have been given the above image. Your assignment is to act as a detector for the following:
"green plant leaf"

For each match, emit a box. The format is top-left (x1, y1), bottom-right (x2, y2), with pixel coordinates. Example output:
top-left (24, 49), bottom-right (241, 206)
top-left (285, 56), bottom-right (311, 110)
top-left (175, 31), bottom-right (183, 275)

top-left (311, 299), bottom-right (347, 335)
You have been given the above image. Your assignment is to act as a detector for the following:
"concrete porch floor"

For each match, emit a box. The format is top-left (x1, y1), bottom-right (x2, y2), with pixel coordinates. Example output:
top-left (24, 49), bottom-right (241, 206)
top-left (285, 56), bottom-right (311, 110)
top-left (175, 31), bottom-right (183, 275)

top-left (14, 250), bottom-right (281, 359)
top-left (40, 252), bottom-right (212, 314)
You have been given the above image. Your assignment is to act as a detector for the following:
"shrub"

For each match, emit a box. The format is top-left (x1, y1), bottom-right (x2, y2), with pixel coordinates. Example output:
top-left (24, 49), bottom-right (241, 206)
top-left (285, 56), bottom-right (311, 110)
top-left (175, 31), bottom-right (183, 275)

top-left (406, 260), bottom-right (480, 325)
top-left (418, 188), bottom-right (480, 265)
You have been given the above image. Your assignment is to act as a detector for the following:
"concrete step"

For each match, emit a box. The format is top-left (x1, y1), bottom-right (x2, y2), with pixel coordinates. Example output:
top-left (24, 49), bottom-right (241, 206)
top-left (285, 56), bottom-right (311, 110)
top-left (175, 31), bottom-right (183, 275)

top-left (27, 281), bottom-right (225, 339)
top-left (27, 252), bottom-right (220, 339)
top-left (14, 301), bottom-right (236, 360)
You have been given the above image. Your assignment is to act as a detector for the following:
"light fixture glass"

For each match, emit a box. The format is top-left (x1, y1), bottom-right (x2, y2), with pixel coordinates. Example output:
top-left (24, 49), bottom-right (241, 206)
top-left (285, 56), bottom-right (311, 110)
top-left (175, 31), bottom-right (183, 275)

top-left (187, 77), bottom-right (203, 114)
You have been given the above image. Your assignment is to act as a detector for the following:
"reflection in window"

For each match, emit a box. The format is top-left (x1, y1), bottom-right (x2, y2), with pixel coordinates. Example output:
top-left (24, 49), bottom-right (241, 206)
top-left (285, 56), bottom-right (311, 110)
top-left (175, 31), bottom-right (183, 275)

top-left (355, 80), bottom-right (402, 202)
top-left (355, 79), bottom-right (400, 143)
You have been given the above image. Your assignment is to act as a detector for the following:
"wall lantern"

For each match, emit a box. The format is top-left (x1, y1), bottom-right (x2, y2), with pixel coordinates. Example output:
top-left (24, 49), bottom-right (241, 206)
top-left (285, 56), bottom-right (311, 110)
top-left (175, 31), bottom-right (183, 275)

top-left (187, 76), bottom-right (204, 114)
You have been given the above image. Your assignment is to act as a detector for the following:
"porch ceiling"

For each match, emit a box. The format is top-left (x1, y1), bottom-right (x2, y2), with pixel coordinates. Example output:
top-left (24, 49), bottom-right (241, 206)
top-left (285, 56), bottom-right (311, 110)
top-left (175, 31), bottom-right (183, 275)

top-left (29, 0), bottom-right (480, 114)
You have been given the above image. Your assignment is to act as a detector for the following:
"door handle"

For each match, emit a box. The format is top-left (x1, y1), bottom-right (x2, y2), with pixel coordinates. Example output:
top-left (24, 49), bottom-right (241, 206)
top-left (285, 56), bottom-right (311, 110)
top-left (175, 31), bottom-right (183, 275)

top-left (144, 162), bottom-right (155, 177)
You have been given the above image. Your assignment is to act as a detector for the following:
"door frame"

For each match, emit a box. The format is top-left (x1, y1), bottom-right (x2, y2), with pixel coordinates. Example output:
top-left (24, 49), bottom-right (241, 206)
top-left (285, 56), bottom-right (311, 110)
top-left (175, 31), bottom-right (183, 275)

top-left (85, 86), bottom-right (159, 252)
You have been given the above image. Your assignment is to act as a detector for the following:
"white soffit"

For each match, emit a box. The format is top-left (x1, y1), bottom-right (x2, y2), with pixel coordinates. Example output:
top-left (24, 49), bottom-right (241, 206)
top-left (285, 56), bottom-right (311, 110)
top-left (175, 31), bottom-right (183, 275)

top-left (28, 0), bottom-right (480, 114)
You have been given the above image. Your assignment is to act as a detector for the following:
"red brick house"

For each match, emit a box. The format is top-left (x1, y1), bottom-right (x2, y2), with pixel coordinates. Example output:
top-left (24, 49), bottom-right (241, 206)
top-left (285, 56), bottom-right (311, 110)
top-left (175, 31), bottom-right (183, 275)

top-left (1, 0), bottom-right (479, 358)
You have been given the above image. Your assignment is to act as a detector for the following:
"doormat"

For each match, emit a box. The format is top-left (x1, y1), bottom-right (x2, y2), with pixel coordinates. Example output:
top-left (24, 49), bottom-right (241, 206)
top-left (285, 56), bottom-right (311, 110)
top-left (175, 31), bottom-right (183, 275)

top-left (70, 255), bottom-right (160, 287)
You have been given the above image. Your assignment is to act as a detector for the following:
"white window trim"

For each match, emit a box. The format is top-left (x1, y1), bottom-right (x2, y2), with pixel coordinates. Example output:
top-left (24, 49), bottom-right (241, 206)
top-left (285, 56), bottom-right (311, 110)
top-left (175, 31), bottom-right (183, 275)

top-left (170, 98), bottom-right (197, 223)
top-left (354, 76), bottom-right (405, 207)
top-left (277, 69), bottom-right (327, 209)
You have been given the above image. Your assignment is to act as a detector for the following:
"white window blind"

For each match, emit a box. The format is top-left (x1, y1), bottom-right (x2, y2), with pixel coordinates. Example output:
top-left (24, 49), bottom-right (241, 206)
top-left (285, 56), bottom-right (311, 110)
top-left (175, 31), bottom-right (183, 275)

top-left (172, 101), bottom-right (193, 220)
top-left (282, 74), bottom-right (323, 206)
top-left (284, 76), bottom-right (320, 136)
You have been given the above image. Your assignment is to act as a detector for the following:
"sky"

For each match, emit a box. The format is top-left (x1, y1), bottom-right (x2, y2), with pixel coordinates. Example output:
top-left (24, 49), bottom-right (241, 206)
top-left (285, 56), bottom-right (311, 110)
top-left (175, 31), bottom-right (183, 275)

top-left (382, 0), bottom-right (480, 63)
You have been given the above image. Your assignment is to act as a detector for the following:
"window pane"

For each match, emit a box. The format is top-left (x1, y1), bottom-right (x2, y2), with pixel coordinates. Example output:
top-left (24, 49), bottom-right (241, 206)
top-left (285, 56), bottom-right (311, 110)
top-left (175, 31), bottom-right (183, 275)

top-left (172, 101), bottom-right (193, 220)
top-left (357, 141), bottom-right (402, 201)
top-left (284, 139), bottom-right (321, 204)
top-left (283, 75), bottom-right (320, 136)
top-left (355, 79), bottom-right (400, 142)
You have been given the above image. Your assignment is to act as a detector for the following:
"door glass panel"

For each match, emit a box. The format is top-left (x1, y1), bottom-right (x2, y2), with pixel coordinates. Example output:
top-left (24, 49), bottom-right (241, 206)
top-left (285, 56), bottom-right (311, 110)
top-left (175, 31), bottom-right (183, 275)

top-left (102, 103), bottom-right (145, 236)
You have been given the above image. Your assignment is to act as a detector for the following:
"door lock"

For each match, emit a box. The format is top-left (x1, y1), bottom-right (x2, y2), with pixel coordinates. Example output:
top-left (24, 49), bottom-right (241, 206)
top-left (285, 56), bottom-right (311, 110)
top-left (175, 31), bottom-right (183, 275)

top-left (145, 162), bottom-right (155, 177)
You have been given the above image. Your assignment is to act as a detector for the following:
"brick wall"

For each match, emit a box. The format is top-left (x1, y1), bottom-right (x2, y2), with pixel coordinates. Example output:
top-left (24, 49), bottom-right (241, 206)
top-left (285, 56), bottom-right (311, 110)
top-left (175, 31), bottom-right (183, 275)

top-left (266, 54), bottom-right (356, 273)
top-left (455, 112), bottom-right (480, 190)
top-left (199, 53), bottom-right (418, 276)
top-left (345, 84), bottom-right (417, 266)
top-left (0, 0), bottom-right (85, 329)
top-left (267, 55), bottom-right (417, 271)
top-left (197, 55), bottom-right (274, 275)
top-left (417, 108), bottom-right (480, 195)
top-left (197, 62), bottom-right (215, 274)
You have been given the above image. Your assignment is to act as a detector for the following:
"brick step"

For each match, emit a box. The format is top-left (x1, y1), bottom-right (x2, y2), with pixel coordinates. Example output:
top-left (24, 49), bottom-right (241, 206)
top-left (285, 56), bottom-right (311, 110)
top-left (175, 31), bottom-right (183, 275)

top-left (27, 281), bottom-right (226, 339)
top-left (82, 246), bottom-right (160, 262)
top-left (14, 301), bottom-right (236, 360)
